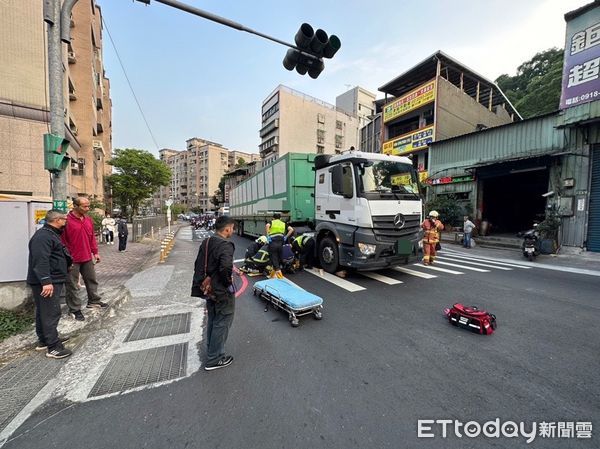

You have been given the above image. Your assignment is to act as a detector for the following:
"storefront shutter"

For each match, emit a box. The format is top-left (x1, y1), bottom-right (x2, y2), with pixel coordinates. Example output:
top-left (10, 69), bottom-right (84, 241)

top-left (587, 147), bottom-right (600, 252)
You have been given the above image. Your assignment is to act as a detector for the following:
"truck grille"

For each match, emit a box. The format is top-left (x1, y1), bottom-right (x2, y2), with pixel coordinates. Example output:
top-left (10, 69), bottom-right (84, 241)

top-left (372, 214), bottom-right (421, 241)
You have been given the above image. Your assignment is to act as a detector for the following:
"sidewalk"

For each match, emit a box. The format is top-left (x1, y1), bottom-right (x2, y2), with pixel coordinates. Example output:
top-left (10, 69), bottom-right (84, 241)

top-left (0, 225), bottom-right (182, 436)
top-left (440, 232), bottom-right (600, 274)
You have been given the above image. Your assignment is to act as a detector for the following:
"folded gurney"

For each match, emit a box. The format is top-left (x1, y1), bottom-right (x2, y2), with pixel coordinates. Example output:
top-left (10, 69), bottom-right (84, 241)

top-left (253, 279), bottom-right (323, 327)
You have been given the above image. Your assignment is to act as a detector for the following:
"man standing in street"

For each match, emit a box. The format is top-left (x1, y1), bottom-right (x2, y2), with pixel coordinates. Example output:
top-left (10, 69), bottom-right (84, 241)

top-left (27, 210), bottom-right (73, 359)
top-left (265, 213), bottom-right (294, 279)
top-left (191, 216), bottom-right (236, 371)
top-left (421, 210), bottom-right (444, 265)
top-left (62, 196), bottom-right (107, 321)
top-left (117, 216), bottom-right (129, 252)
top-left (463, 215), bottom-right (476, 249)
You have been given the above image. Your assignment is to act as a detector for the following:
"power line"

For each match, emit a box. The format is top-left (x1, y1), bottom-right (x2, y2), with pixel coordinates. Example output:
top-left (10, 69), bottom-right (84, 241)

top-left (101, 16), bottom-right (160, 151)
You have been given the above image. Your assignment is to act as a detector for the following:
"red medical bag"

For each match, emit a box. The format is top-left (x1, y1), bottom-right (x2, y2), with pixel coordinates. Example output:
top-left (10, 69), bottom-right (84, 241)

top-left (445, 303), bottom-right (497, 335)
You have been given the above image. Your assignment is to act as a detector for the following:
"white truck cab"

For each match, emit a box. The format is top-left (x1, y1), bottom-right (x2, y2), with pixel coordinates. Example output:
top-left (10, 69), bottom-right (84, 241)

top-left (313, 151), bottom-right (422, 273)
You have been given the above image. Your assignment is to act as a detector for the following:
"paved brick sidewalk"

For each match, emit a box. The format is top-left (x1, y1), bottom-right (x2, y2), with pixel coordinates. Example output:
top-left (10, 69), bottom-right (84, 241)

top-left (95, 238), bottom-right (160, 287)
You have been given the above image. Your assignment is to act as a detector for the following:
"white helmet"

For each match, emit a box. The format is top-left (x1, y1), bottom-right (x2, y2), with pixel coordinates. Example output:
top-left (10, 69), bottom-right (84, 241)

top-left (429, 210), bottom-right (439, 218)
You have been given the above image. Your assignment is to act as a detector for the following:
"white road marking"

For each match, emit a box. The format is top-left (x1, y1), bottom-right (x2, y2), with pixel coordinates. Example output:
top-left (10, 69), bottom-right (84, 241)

top-left (433, 260), bottom-right (490, 272)
top-left (439, 251), bottom-right (532, 269)
top-left (414, 263), bottom-right (464, 275)
top-left (359, 272), bottom-right (403, 285)
top-left (234, 258), bottom-right (246, 263)
top-left (392, 266), bottom-right (437, 279)
top-left (436, 256), bottom-right (513, 270)
top-left (305, 268), bottom-right (366, 292)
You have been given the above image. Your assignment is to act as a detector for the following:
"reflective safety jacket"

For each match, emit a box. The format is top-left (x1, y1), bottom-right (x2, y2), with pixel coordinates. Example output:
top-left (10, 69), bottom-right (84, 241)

top-left (268, 219), bottom-right (286, 236)
top-left (251, 245), bottom-right (270, 263)
top-left (421, 218), bottom-right (444, 244)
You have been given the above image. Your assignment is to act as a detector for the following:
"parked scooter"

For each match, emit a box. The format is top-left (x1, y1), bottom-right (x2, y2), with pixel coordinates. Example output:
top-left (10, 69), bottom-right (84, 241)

top-left (521, 224), bottom-right (540, 261)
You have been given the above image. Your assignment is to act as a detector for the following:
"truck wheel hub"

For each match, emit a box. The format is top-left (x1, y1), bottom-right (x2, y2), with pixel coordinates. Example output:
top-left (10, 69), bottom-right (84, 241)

top-left (322, 247), bottom-right (334, 264)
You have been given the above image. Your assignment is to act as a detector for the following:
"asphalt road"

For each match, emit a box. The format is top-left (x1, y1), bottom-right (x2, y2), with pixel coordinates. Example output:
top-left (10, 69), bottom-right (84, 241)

top-left (3, 228), bottom-right (599, 449)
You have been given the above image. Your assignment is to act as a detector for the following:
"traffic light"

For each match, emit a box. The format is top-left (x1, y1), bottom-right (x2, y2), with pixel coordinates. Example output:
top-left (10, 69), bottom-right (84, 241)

top-left (282, 23), bottom-right (341, 79)
top-left (43, 133), bottom-right (70, 173)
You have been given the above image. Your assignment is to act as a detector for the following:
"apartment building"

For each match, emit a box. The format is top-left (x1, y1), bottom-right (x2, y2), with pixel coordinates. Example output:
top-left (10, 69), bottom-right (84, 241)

top-left (259, 85), bottom-right (359, 167)
top-left (0, 0), bottom-right (112, 201)
top-left (335, 86), bottom-right (377, 130)
top-left (155, 139), bottom-right (257, 212)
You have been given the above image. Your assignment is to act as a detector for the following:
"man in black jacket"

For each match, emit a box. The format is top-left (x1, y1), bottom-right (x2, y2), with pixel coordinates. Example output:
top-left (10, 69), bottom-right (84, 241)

top-left (192, 216), bottom-right (236, 371)
top-left (27, 210), bottom-right (73, 359)
top-left (117, 217), bottom-right (129, 252)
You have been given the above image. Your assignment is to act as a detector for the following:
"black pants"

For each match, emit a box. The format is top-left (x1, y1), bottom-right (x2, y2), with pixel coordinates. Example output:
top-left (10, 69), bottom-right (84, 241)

top-left (206, 292), bottom-right (235, 364)
top-left (118, 234), bottom-right (128, 251)
top-left (300, 238), bottom-right (316, 267)
top-left (268, 236), bottom-right (284, 270)
top-left (32, 283), bottom-right (63, 350)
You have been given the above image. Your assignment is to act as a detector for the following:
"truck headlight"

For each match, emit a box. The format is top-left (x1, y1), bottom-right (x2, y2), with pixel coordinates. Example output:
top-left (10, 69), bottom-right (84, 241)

top-left (358, 242), bottom-right (376, 256)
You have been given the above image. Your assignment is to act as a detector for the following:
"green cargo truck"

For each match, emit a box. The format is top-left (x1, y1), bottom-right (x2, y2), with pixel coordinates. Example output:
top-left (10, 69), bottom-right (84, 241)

top-left (230, 151), bottom-right (423, 273)
top-left (230, 153), bottom-right (316, 236)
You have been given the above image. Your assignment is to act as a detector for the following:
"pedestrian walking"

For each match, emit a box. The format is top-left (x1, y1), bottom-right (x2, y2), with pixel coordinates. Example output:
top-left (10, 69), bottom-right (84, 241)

top-left (61, 196), bottom-right (107, 322)
top-left (463, 215), bottom-right (476, 249)
top-left (117, 217), bottom-right (128, 252)
top-left (265, 213), bottom-right (294, 279)
top-left (101, 214), bottom-right (116, 245)
top-left (421, 210), bottom-right (444, 265)
top-left (27, 210), bottom-right (73, 359)
top-left (191, 216), bottom-right (237, 371)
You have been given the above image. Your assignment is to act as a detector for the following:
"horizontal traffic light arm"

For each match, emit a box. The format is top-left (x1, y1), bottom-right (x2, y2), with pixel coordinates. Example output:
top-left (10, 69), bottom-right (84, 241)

top-left (136, 0), bottom-right (322, 63)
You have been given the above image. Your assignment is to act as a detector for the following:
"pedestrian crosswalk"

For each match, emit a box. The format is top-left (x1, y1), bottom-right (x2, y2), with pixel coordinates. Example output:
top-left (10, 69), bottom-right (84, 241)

top-left (251, 249), bottom-right (535, 293)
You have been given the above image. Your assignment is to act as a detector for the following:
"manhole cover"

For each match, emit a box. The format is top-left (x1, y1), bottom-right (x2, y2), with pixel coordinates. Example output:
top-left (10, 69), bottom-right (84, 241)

top-left (88, 343), bottom-right (188, 397)
top-left (124, 312), bottom-right (191, 342)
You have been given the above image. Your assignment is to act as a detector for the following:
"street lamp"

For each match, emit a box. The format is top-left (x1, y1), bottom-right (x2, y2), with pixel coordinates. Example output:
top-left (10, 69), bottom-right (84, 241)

top-left (165, 198), bottom-right (173, 233)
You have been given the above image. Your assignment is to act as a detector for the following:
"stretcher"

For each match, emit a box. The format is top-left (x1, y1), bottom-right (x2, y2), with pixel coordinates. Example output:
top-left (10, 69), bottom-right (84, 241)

top-left (253, 279), bottom-right (323, 327)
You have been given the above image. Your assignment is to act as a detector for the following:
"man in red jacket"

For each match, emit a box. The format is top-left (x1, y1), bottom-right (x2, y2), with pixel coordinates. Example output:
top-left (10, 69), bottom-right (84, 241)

top-left (61, 197), bottom-right (107, 321)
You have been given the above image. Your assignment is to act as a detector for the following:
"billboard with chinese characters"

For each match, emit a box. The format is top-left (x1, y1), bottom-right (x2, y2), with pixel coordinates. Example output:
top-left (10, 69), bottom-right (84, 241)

top-left (426, 174), bottom-right (475, 185)
top-left (383, 80), bottom-right (436, 123)
top-left (382, 125), bottom-right (434, 156)
top-left (560, 6), bottom-right (600, 109)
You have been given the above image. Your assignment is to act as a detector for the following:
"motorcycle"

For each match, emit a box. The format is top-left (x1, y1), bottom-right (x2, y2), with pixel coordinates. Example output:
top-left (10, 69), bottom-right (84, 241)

top-left (521, 224), bottom-right (540, 261)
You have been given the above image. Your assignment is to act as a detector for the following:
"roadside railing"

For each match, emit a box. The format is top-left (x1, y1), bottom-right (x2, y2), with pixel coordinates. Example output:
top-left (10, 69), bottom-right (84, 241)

top-left (132, 215), bottom-right (168, 242)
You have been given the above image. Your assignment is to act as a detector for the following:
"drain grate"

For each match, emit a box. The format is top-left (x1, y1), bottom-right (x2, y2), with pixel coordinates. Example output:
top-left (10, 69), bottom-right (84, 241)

top-left (124, 313), bottom-right (191, 342)
top-left (0, 356), bottom-right (65, 432)
top-left (88, 343), bottom-right (188, 397)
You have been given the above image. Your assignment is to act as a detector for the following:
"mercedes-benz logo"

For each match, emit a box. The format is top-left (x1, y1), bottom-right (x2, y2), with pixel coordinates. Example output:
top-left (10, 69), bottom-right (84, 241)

top-left (393, 213), bottom-right (405, 229)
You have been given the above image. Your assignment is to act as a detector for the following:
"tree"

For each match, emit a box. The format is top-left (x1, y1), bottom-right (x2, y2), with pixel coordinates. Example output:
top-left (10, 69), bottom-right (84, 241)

top-left (106, 148), bottom-right (171, 219)
top-left (235, 157), bottom-right (246, 168)
top-left (218, 175), bottom-right (227, 202)
top-left (496, 48), bottom-right (564, 118)
top-left (210, 190), bottom-right (221, 209)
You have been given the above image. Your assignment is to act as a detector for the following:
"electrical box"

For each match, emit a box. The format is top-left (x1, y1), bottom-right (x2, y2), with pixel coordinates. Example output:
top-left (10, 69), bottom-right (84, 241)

top-left (558, 196), bottom-right (575, 217)
top-left (0, 196), bottom-right (52, 282)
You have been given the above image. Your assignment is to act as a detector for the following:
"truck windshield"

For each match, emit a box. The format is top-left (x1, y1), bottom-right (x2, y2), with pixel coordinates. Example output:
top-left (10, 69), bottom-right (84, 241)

top-left (359, 161), bottom-right (419, 198)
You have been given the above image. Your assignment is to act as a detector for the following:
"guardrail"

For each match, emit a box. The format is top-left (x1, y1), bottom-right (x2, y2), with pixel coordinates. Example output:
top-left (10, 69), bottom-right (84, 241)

top-left (132, 215), bottom-right (169, 242)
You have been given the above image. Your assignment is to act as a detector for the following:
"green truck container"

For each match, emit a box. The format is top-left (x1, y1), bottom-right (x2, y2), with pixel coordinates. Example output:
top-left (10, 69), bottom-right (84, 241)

top-left (230, 153), bottom-right (316, 236)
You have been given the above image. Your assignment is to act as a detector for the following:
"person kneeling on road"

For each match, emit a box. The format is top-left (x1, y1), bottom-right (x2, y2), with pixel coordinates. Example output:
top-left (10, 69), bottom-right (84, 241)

top-left (291, 233), bottom-right (316, 269)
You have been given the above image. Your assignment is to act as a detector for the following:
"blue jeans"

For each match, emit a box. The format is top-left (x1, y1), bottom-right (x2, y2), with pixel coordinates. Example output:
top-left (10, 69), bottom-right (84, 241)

top-left (206, 292), bottom-right (235, 364)
top-left (464, 232), bottom-right (472, 248)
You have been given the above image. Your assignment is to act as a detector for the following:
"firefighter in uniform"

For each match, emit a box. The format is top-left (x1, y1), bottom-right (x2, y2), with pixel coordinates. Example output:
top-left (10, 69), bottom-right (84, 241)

top-left (421, 210), bottom-right (444, 265)
top-left (291, 234), bottom-right (316, 269)
top-left (265, 213), bottom-right (294, 279)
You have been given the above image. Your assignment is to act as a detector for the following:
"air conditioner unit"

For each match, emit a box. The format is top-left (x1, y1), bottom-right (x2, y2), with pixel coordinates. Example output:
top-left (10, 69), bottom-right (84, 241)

top-left (92, 140), bottom-right (103, 149)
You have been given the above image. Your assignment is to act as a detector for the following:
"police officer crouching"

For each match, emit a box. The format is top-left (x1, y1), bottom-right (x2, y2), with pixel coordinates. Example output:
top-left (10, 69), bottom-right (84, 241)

top-left (291, 233), bottom-right (316, 270)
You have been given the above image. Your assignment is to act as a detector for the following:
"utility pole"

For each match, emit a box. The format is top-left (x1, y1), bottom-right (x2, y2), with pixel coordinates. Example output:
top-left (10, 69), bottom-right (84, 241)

top-left (43, 0), bottom-right (79, 211)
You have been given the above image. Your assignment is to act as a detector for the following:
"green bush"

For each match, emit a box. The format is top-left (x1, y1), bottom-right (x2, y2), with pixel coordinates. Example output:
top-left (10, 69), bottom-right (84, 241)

top-left (0, 309), bottom-right (34, 342)
top-left (425, 194), bottom-right (467, 228)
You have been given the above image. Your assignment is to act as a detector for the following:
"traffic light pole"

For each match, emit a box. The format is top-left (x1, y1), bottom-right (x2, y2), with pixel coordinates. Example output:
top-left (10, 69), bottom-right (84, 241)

top-left (140, 0), bottom-right (321, 62)
top-left (45, 0), bottom-right (79, 211)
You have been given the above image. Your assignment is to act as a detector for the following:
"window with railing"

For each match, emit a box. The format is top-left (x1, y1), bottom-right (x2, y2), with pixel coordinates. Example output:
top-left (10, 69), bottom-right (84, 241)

top-left (335, 134), bottom-right (343, 149)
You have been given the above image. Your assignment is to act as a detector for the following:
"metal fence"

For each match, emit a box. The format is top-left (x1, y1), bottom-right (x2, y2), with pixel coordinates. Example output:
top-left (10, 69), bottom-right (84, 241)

top-left (132, 215), bottom-right (169, 242)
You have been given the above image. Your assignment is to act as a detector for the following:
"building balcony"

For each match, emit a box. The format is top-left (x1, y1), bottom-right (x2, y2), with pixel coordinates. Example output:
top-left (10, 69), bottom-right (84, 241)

top-left (259, 118), bottom-right (279, 138)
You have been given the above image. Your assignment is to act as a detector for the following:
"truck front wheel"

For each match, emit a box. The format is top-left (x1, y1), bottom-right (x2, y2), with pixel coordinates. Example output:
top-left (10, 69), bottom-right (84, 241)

top-left (319, 237), bottom-right (339, 274)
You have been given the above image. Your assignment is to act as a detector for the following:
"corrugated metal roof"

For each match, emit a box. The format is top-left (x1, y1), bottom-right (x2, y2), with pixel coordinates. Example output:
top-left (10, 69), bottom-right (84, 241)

top-left (558, 100), bottom-right (600, 127)
top-left (429, 113), bottom-right (563, 172)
